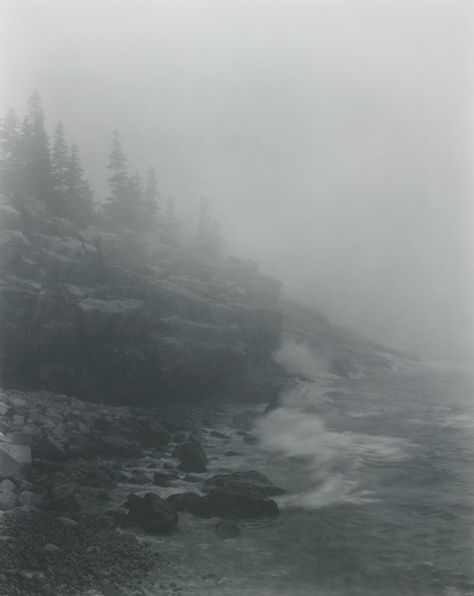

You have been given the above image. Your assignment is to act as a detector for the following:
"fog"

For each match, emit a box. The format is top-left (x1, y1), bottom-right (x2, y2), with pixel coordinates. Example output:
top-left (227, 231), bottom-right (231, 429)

top-left (1, 0), bottom-right (473, 360)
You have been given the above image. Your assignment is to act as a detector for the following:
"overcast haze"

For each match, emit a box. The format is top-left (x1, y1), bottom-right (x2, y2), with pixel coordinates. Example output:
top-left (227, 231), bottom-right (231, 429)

top-left (1, 0), bottom-right (473, 360)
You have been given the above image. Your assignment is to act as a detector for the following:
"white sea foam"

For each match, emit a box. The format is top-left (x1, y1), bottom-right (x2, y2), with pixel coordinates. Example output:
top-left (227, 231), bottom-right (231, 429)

top-left (258, 399), bottom-right (412, 509)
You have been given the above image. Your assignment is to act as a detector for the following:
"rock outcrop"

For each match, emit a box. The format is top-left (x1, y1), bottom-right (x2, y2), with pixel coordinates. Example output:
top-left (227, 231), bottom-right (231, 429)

top-left (0, 194), bottom-right (283, 405)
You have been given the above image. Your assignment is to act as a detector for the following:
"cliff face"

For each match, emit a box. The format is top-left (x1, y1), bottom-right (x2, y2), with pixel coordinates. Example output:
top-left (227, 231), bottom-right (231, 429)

top-left (0, 194), bottom-right (284, 405)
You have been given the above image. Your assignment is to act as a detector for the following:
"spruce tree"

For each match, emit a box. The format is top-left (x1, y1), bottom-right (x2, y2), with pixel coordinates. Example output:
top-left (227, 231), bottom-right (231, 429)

top-left (194, 197), bottom-right (222, 258)
top-left (0, 109), bottom-right (22, 196)
top-left (24, 91), bottom-right (54, 209)
top-left (142, 166), bottom-right (159, 229)
top-left (64, 144), bottom-right (94, 226)
top-left (51, 120), bottom-right (69, 212)
top-left (105, 130), bottom-right (130, 227)
top-left (162, 197), bottom-right (180, 246)
top-left (126, 171), bottom-right (144, 230)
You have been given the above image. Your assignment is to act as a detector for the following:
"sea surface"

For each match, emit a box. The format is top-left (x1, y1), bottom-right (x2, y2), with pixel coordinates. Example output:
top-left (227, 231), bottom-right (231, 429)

top-left (149, 352), bottom-right (474, 596)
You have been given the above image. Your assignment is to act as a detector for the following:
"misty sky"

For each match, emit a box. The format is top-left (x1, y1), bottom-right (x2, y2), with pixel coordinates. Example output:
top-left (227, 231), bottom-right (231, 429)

top-left (0, 0), bottom-right (473, 360)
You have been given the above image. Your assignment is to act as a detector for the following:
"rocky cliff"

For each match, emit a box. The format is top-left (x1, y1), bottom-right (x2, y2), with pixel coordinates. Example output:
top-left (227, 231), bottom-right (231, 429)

top-left (0, 194), bottom-right (286, 405)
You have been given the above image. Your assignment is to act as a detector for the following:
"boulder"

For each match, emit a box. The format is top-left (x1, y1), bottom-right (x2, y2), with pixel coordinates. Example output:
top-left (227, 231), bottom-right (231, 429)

top-left (49, 482), bottom-right (79, 512)
top-left (172, 440), bottom-right (208, 473)
top-left (125, 492), bottom-right (178, 534)
top-left (139, 421), bottom-right (171, 449)
top-left (153, 470), bottom-right (178, 487)
top-left (95, 435), bottom-right (144, 459)
top-left (166, 492), bottom-right (216, 518)
top-left (203, 471), bottom-right (285, 498)
top-left (32, 435), bottom-right (67, 462)
top-left (207, 489), bottom-right (279, 520)
top-left (0, 442), bottom-right (31, 480)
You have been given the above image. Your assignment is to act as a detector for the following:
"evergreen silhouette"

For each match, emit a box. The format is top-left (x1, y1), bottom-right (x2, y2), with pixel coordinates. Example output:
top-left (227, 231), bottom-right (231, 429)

top-left (64, 144), bottom-right (94, 226)
top-left (194, 197), bottom-right (222, 258)
top-left (23, 91), bottom-right (55, 209)
top-left (0, 109), bottom-right (23, 196)
top-left (142, 166), bottom-right (160, 229)
top-left (105, 130), bottom-right (139, 228)
top-left (162, 197), bottom-right (180, 245)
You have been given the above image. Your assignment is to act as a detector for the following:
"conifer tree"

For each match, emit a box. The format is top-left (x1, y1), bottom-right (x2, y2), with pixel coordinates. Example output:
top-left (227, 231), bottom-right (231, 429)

top-left (194, 197), bottom-right (222, 258)
top-left (51, 120), bottom-right (69, 205)
top-left (64, 144), bottom-right (94, 226)
top-left (162, 197), bottom-right (180, 245)
top-left (24, 91), bottom-right (54, 208)
top-left (105, 130), bottom-right (132, 227)
top-left (0, 109), bottom-right (23, 196)
top-left (142, 166), bottom-right (159, 229)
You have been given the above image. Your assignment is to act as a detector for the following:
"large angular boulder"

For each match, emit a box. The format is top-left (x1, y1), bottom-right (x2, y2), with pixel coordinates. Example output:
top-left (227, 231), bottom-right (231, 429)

top-left (94, 435), bottom-right (144, 459)
top-left (203, 471), bottom-right (285, 498)
top-left (172, 440), bottom-right (208, 473)
top-left (125, 492), bottom-right (179, 534)
top-left (0, 442), bottom-right (31, 480)
top-left (166, 492), bottom-right (216, 518)
top-left (32, 435), bottom-right (67, 463)
top-left (139, 420), bottom-right (171, 449)
top-left (207, 488), bottom-right (279, 520)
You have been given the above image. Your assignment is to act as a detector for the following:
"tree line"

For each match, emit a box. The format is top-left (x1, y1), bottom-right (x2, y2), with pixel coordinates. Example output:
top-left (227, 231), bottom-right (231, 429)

top-left (0, 92), bottom-right (223, 258)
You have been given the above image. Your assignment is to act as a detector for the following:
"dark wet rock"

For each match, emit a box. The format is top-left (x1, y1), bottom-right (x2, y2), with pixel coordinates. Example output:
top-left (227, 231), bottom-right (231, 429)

top-left (128, 470), bottom-right (150, 485)
top-left (125, 492), bottom-right (179, 534)
top-left (173, 440), bottom-right (208, 473)
top-left (166, 492), bottom-right (216, 518)
top-left (18, 489), bottom-right (43, 508)
top-left (0, 442), bottom-right (31, 480)
top-left (139, 420), bottom-right (171, 449)
top-left (172, 431), bottom-right (188, 443)
top-left (210, 430), bottom-right (230, 440)
top-left (7, 432), bottom-right (33, 446)
top-left (32, 435), bottom-right (67, 462)
top-left (184, 474), bottom-right (202, 483)
top-left (207, 488), bottom-right (279, 519)
top-left (215, 520), bottom-right (241, 539)
top-left (242, 434), bottom-right (258, 445)
top-left (50, 471), bottom-right (71, 486)
top-left (71, 463), bottom-right (117, 489)
top-left (161, 411), bottom-right (194, 434)
top-left (204, 471), bottom-right (285, 498)
top-left (153, 470), bottom-right (178, 487)
top-left (224, 450), bottom-right (239, 457)
top-left (0, 479), bottom-right (16, 511)
top-left (48, 482), bottom-right (79, 512)
top-left (94, 435), bottom-right (144, 459)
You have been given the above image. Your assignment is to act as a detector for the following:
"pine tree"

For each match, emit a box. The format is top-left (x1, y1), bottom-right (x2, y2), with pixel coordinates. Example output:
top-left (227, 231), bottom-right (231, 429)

top-left (142, 166), bottom-right (159, 229)
top-left (126, 171), bottom-right (144, 229)
top-left (105, 130), bottom-right (130, 227)
top-left (24, 91), bottom-right (54, 208)
top-left (194, 197), bottom-right (222, 258)
top-left (162, 197), bottom-right (180, 245)
top-left (51, 120), bottom-right (69, 211)
top-left (64, 144), bottom-right (94, 226)
top-left (0, 109), bottom-right (23, 196)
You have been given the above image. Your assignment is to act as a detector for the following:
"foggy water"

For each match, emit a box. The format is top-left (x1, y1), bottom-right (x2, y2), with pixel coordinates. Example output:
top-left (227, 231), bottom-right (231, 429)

top-left (149, 351), bottom-right (474, 596)
top-left (254, 359), bottom-right (474, 595)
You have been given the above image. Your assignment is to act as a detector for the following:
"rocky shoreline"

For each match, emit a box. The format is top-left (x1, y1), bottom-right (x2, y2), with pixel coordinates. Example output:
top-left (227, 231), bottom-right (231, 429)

top-left (0, 386), bottom-right (286, 595)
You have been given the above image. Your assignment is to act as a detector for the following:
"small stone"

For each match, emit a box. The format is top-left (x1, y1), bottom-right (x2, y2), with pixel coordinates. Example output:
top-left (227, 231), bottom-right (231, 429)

top-left (43, 543), bottom-right (60, 553)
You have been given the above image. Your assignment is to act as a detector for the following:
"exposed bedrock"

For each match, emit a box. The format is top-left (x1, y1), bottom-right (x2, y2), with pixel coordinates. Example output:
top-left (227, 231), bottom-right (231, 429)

top-left (0, 194), bottom-right (284, 405)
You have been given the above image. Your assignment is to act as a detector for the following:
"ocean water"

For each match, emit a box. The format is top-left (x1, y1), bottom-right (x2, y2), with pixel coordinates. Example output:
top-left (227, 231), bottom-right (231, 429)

top-left (254, 356), bottom-right (474, 596)
top-left (148, 349), bottom-right (474, 596)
